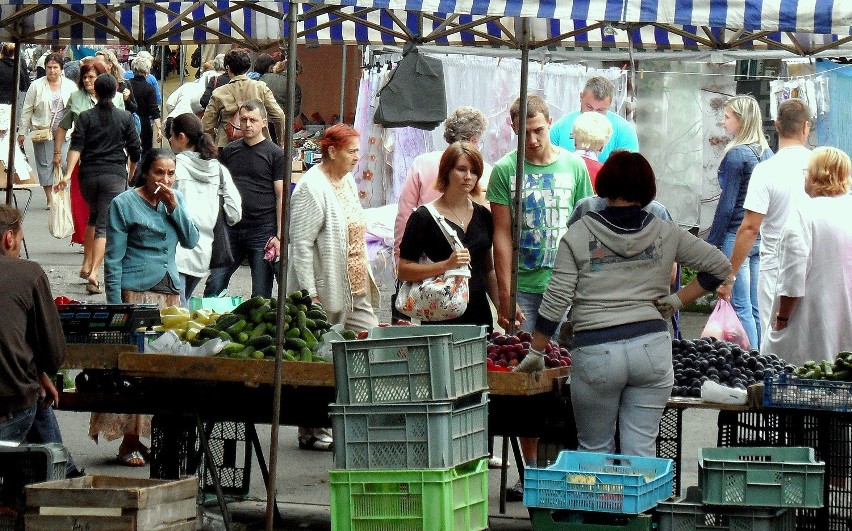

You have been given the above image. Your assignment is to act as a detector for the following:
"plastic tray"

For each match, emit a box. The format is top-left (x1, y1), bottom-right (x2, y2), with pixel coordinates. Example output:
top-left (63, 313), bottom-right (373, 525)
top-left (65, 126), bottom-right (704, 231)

top-left (763, 373), bottom-right (852, 412)
top-left (57, 303), bottom-right (160, 333)
top-left (332, 325), bottom-right (487, 404)
top-left (188, 295), bottom-right (243, 313)
top-left (531, 509), bottom-right (653, 530)
top-left (0, 443), bottom-right (68, 531)
top-left (698, 446), bottom-right (824, 508)
top-left (330, 392), bottom-right (488, 469)
top-left (524, 450), bottom-right (674, 514)
top-left (329, 459), bottom-right (488, 531)
top-left (657, 486), bottom-right (796, 531)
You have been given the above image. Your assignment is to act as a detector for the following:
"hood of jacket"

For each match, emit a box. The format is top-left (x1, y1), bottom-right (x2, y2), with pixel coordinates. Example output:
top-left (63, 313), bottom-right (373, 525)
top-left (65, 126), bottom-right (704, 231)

top-left (176, 151), bottom-right (220, 184)
top-left (582, 207), bottom-right (663, 259)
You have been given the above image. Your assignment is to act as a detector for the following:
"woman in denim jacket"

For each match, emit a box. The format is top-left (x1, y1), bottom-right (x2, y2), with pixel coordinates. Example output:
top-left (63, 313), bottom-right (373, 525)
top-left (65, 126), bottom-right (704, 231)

top-left (706, 95), bottom-right (772, 348)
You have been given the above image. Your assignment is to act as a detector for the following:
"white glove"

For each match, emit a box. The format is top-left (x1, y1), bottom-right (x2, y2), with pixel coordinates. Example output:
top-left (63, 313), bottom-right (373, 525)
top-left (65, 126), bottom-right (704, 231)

top-left (514, 347), bottom-right (545, 373)
top-left (654, 293), bottom-right (683, 319)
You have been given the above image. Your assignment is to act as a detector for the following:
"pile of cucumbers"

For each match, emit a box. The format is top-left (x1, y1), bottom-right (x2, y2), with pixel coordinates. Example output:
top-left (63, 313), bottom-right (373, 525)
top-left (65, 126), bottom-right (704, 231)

top-left (791, 352), bottom-right (852, 381)
top-left (193, 290), bottom-right (346, 361)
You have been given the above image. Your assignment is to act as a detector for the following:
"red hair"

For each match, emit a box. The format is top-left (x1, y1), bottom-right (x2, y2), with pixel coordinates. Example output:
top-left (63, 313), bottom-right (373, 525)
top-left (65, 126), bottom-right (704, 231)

top-left (319, 124), bottom-right (360, 158)
top-left (77, 60), bottom-right (108, 91)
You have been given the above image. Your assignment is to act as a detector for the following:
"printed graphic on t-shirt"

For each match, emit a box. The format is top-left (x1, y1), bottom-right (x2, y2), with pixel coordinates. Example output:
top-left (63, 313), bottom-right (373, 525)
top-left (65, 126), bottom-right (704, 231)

top-left (510, 173), bottom-right (579, 271)
top-left (587, 235), bottom-right (662, 271)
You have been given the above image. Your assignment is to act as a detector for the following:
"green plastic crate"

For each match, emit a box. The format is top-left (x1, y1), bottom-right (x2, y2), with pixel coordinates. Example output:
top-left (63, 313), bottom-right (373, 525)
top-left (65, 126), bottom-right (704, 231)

top-left (329, 459), bottom-right (488, 531)
top-left (657, 486), bottom-right (796, 531)
top-left (330, 393), bottom-right (488, 469)
top-left (698, 447), bottom-right (824, 508)
top-left (531, 509), bottom-right (653, 530)
top-left (333, 325), bottom-right (487, 404)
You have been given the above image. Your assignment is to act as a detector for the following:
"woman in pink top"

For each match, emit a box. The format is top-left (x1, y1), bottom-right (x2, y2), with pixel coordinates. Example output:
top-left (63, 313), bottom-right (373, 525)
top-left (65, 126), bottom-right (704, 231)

top-left (394, 107), bottom-right (491, 264)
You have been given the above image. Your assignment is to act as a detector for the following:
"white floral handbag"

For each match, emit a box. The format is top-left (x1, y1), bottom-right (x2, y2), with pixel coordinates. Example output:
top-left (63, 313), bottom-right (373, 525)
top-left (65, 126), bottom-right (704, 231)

top-left (395, 203), bottom-right (471, 322)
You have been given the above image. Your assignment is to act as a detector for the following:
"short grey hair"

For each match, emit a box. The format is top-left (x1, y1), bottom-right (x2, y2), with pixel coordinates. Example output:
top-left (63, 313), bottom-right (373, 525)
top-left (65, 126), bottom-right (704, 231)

top-left (573, 111), bottom-right (613, 151)
top-left (582, 76), bottom-right (614, 101)
top-left (132, 56), bottom-right (151, 76)
top-left (213, 53), bottom-right (226, 72)
top-left (443, 107), bottom-right (487, 144)
top-left (136, 50), bottom-right (153, 61)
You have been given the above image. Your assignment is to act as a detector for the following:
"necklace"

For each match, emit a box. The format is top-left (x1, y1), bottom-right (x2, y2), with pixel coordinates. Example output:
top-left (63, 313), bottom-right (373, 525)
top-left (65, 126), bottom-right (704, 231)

top-left (442, 198), bottom-right (471, 229)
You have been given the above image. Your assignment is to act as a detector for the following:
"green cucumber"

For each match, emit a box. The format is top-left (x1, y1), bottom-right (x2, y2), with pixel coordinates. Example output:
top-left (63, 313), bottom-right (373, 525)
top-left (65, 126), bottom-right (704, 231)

top-left (296, 311), bottom-right (307, 331)
top-left (306, 309), bottom-right (327, 320)
top-left (225, 319), bottom-right (248, 336)
top-left (299, 347), bottom-right (313, 362)
top-left (222, 342), bottom-right (245, 356)
top-left (232, 296), bottom-right (268, 316)
top-left (246, 335), bottom-right (274, 349)
top-left (302, 328), bottom-right (318, 349)
top-left (286, 337), bottom-right (307, 350)
top-left (249, 323), bottom-right (267, 340)
top-left (286, 327), bottom-right (301, 339)
top-left (214, 313), bottom-right (241, 330)
top-left (250, 303), bottom-right (271, 324)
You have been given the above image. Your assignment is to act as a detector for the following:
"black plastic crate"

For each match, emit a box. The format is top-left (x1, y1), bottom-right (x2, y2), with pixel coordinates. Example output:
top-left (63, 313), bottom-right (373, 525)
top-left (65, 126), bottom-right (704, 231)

top-left (0, 443), bottom-right (68, 531)
top-left (149, 415), bottom-right (252, 498)
top-left (717, 409), bottom-right (852, 531)
top-left (657, 407), bottom-right (682, 496)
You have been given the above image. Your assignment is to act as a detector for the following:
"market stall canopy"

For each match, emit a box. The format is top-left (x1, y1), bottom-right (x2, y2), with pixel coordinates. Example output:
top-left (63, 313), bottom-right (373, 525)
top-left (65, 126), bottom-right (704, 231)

top-left (294, 0), bottom-right (852, 56)
top-left (0, 0), bottom-right (849, 55)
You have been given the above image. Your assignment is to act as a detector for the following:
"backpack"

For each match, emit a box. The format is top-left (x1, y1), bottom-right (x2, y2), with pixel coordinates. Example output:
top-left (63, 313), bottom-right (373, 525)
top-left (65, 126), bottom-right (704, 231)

top-left (223, 81), bottom-right (254, 142)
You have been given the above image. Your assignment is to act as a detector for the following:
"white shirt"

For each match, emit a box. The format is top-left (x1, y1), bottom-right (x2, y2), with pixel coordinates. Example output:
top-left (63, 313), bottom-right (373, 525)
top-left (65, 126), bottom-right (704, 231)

top-left (743, 145), bottom-right (811, 270)
top-left (166, 79), bottom-right (205, 119)
top-left (762, 194), bottom-right (852, 365)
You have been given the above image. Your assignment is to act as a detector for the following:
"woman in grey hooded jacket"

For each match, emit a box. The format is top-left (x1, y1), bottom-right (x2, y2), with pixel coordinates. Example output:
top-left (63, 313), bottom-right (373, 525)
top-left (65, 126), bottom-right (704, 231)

top-left (517, 152), bottom-right (732, 457)
top-left (169, 113), bottom-right (242, 304)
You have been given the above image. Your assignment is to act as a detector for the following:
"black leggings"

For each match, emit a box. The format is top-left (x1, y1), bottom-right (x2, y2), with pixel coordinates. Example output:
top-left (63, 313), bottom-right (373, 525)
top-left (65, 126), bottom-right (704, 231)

top-left (78, 172), bottom-right (127, 238)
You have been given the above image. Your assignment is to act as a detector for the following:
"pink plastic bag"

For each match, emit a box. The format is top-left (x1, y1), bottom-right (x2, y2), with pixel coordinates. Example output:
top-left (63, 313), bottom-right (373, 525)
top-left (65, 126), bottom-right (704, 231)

top-left (701, 299), bottom-right (750, 349)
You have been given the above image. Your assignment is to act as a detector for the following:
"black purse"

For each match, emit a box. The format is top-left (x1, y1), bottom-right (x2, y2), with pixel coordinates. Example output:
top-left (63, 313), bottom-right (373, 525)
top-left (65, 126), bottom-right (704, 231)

top-left (209, 167), bottom-right (235, 269)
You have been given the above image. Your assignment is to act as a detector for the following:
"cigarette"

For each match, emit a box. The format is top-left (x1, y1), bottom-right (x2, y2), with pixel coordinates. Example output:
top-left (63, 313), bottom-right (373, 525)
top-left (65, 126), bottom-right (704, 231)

top-left (155, 184), bottom-right (162, 194)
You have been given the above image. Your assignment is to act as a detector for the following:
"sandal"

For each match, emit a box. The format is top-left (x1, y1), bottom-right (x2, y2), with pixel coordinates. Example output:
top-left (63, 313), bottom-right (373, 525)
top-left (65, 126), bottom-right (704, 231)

top-left (298, 435), bottom-right (333, 452)
top-left (86, 279), bottom-right (103, 295)
top-left (117, 450), bottom-right (146, 467)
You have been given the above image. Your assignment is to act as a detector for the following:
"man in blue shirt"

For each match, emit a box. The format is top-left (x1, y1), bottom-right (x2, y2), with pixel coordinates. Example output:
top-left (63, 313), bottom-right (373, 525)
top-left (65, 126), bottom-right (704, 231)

top-left (550, 76), bottom-right (639, 162)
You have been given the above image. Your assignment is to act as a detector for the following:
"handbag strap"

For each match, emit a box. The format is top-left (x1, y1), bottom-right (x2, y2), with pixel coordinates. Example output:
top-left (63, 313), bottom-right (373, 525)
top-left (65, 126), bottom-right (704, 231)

top-left (423, 202), bottom-right (466, 252)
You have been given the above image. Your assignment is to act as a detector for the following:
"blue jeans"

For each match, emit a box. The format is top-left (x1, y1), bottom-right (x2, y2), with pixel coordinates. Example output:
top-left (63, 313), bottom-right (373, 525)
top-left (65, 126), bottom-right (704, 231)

top-left (571, 331), bottom-right (673, 456)
top-left (180, 273), bottom-right (202, 308)
top-left (0, 404), bottom-right (37, 443)
top-left (722, 232), bottom-right (761, 349)
top-left (26, 400), bottom-right (80, 475)
top-left (516, 291), bottom-right (566, 340)
top-left (204, 222), bottom-right (277, 299)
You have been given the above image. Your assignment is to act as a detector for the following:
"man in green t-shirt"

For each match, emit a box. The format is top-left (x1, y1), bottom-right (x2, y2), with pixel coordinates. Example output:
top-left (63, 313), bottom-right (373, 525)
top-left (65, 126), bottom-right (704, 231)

top-left (487, 94), bottom-right (593, 331)
top-left (486, 94), bottom-right (592, 501)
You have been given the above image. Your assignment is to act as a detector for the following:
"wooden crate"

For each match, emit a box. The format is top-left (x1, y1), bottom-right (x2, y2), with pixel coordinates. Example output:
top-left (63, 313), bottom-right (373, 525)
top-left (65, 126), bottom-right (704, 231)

top-left (118, 352), bottom-right (335, 387)
top-left (25, 475), bottom-right (197, 531)
top-left (488, 367), bottom-right (570, 396)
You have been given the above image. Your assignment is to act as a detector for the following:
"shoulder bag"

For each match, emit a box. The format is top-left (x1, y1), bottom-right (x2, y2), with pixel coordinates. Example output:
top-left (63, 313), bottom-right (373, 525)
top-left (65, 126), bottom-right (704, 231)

top-left (209, 166), bottom-right (235, 269)
top-left (394, 203), bottom-right (471, 322)
top-left (30, 110), bottom-right (56, 143)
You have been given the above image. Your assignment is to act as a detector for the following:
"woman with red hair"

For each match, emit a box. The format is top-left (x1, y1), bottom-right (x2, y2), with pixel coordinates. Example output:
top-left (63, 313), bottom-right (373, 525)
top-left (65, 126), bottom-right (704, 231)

top-left (288, 123), bottom-right (379, 450)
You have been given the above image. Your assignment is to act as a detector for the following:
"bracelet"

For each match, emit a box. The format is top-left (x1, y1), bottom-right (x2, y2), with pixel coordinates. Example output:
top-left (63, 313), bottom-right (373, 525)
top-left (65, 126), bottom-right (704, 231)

top-left (722, 277), bottom-right (736, 286)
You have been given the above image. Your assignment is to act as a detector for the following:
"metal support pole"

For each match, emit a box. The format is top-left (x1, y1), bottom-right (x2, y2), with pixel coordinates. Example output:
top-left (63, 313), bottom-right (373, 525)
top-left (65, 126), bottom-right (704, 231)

top-left (4, 39), bottom-right (22, 205)
top-left (339, 45), bottom-right (347, 123)
top-left (266, 3), bottom-right (298, 530)
top-left (508, 19), bottom-right (530, 336)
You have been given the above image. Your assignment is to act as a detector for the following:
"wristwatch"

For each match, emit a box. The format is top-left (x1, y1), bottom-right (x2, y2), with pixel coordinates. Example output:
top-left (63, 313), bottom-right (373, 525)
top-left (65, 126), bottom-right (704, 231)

top-left (722, 276), bottom-right (736, 286)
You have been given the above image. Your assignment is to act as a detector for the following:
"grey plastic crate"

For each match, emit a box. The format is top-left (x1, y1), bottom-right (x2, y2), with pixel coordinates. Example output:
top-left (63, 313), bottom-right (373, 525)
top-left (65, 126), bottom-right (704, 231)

top-left (332, 325), bottom-right (487, 404)
top-left (0, 443), bottom-right (68, 531)
top-left (657, 486), bottom-right (796, 531)
top-left (331, 392), bottom-right (488, 469)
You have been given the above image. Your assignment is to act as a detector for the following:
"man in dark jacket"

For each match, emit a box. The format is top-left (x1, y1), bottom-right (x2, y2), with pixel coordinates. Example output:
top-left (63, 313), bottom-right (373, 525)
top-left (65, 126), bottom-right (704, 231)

top-left (0, 205), bottom-right (66, 442)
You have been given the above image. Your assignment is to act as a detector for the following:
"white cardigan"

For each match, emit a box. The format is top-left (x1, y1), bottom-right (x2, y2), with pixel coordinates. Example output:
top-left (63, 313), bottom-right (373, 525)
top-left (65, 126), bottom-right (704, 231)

top-left (18, 76), bottom-right (77, 134)
top-left (287, 165), bottom-right (379, 315)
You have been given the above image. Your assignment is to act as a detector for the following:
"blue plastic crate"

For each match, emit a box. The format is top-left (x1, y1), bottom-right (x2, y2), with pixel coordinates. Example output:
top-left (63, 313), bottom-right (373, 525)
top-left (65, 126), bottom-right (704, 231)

top-left (763, 372), bottom-right (852, 412)
top-left (524, 450), bottom-right (674, 514)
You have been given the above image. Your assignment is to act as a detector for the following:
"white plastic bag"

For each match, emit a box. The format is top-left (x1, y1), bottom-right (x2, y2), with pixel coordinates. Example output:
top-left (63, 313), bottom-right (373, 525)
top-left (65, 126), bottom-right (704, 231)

top-left (48, 169), bottom-right (74, 239)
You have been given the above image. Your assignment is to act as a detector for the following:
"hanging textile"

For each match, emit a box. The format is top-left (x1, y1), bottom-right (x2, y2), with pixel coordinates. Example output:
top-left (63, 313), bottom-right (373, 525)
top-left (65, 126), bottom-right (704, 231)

top-left (373, 42), bottom-right (447, 130)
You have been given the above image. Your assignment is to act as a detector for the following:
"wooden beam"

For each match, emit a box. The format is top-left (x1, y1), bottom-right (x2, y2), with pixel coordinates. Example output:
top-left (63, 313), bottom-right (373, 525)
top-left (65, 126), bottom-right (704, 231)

top-left (530, 21), bottom-right (606, 50)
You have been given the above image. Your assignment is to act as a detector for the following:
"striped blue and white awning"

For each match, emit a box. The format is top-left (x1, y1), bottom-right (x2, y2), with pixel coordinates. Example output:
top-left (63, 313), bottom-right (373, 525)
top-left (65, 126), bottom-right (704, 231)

top-left (298, 0), bottom-right (852, 36)
top-left (0, 0), bottom-right (850, 55)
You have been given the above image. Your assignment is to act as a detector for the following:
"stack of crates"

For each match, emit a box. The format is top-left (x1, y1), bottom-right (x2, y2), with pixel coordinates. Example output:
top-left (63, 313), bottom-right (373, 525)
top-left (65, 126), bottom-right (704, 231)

top-left (0, 443), bottom-right (68, 531)
top-left (523, 450), bottom-right (675, 530)
top-left (329, 325), bottom-right (490, 530)
top-left (656, 446), bottom-right (825, 531)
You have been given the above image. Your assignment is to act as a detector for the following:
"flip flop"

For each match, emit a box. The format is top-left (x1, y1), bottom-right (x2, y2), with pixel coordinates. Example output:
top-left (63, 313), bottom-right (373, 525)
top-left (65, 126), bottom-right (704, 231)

top-left (117, 450), bottom-right (146, 467)
top-left (86, 279), bottom-right (103, 294)
top-left (298, 435), bottom-right (333, 452)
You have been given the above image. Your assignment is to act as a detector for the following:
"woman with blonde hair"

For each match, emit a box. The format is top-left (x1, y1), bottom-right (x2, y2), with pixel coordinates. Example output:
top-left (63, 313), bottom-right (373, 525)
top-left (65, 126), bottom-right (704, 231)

top-left (762, 146), bottom-right (852, 365)
top-left (572, 111), bottom-right (613, 188)
top-left (706, 95), bottom-right (772, 348)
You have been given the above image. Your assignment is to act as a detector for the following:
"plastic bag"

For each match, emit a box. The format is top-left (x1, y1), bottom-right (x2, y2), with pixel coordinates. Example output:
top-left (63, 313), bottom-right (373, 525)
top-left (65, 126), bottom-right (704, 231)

top-left (48, 170), bottom-right (74, 239)
top-left (701, 299), bottom-right (750, 349)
